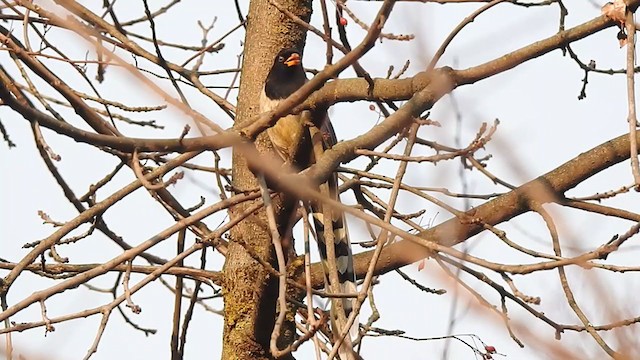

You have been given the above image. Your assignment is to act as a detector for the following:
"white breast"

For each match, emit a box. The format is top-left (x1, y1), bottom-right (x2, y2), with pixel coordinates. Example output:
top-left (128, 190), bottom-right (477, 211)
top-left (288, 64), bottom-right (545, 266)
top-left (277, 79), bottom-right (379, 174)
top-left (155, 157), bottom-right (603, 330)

top-left (259, 88), bottom-right (281, 112)
top-left (260, 88), bottom-right (304, 161)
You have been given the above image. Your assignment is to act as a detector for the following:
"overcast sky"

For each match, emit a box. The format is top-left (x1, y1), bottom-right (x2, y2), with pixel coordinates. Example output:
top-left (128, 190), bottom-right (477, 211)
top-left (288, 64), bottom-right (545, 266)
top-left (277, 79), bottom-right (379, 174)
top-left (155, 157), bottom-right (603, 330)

top-left (2, 1), bottom-right (638, 359)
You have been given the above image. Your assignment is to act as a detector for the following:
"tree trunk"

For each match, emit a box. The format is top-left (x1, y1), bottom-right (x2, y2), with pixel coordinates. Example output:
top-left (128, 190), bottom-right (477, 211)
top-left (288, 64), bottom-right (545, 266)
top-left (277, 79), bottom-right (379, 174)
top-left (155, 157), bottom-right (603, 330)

top-left (222, 1), bottom-right (312, 359)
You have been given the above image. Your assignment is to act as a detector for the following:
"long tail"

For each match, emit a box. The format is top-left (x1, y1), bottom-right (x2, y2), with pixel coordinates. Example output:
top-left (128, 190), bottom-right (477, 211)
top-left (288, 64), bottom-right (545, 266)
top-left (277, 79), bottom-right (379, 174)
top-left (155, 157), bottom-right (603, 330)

top-left (311, 170), bottom-right (356, 319)
top-left (309, 119), bottom-right (358, 356)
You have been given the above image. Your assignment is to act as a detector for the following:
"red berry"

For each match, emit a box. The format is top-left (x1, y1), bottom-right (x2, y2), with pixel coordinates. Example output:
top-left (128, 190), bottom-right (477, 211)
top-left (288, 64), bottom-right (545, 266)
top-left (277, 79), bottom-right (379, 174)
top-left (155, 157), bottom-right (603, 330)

top-left (485, 345), bottom-right (496, 354)
top-left (339, 17), bottom-right (348, 26)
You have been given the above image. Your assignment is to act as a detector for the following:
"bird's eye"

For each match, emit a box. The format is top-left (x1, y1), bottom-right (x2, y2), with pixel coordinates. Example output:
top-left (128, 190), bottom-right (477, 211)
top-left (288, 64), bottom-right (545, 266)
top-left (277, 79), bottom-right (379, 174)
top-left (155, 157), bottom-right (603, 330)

top-left (278, 56), bottom-right (285, 62)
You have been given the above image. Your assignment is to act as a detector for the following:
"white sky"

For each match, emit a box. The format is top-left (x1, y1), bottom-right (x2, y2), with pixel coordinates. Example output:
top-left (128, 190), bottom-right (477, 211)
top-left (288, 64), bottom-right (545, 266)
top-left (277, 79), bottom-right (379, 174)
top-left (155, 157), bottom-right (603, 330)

top-left (2, 1), bottom-right (639, 359)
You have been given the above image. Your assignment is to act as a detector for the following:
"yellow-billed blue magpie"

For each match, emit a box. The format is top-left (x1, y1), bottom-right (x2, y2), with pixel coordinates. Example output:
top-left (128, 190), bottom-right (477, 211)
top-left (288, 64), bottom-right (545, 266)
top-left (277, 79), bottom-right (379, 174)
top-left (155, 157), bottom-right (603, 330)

top-left (260, 47), bottom-right (358, 355)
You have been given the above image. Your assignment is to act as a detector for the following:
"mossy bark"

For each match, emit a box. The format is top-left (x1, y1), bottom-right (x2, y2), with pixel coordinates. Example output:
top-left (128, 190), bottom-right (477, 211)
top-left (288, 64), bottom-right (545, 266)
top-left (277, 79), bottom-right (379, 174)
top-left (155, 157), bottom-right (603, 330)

top-left (222, 1), bottom-right (312, 359)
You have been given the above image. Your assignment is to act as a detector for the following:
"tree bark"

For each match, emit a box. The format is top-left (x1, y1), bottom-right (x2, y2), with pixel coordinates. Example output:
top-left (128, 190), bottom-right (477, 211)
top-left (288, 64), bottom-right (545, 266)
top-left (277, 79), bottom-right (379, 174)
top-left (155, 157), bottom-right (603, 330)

top-left (222, 1), bottom-right (312, 359)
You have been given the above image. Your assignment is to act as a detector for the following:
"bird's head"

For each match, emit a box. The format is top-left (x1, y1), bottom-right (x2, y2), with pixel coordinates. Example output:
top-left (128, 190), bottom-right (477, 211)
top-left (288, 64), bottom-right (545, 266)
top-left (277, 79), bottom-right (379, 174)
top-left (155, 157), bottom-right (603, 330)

top-left (264, 48), bottom-right (306, 99)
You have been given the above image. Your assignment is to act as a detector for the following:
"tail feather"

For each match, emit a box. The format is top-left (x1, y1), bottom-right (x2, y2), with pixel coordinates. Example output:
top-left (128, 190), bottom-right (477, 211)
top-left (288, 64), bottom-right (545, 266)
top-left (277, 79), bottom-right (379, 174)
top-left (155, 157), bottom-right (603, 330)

top-left (310, 196), bottom-right (358, 358)
top-left (310, 118), bottom-right (358, 357)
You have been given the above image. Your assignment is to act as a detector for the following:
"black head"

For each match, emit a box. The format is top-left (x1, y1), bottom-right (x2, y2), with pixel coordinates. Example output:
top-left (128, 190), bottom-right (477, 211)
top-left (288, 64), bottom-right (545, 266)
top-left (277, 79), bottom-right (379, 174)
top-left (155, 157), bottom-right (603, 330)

top-left (264, 48), bottom-right (306, 100)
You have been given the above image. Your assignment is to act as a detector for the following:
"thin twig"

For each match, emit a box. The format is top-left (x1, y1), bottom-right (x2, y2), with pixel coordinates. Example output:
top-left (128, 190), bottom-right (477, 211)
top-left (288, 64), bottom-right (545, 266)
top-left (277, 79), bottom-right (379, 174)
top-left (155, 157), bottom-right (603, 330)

top-left (626, 8), bottom-right (640, 189)
top-left (260, 175), bottom-right (289, 356)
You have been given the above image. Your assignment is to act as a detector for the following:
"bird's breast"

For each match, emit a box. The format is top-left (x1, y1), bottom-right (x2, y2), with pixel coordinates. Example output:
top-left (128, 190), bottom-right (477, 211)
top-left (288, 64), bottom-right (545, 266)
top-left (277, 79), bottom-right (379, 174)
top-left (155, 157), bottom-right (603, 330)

top-left (268, 115), bottom-right (304, 158)
top-left (260, 89), bottom-right (305, 161)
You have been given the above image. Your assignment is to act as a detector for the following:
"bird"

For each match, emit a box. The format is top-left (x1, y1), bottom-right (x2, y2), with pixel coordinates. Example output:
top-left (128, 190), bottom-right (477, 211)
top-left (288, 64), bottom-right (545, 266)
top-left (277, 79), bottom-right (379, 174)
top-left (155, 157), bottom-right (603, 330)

top-left (260, 48), bottom-right (308, 165)
top-left (260, 47), bottom-right (358, 357)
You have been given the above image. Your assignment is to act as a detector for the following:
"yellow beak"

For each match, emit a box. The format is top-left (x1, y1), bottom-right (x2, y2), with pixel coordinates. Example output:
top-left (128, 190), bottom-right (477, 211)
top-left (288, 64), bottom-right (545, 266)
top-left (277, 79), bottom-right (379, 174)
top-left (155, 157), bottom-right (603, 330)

top-left (284, 53), bottom-right (301, 67)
